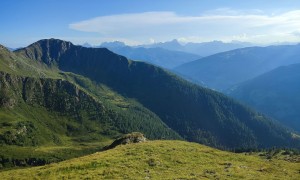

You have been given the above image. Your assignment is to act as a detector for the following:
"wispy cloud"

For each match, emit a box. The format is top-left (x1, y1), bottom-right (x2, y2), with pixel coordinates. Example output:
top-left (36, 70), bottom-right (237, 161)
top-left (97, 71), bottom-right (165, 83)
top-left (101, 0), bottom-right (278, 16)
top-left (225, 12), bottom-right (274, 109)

top-left (69, 10), bottom-right (300, 44)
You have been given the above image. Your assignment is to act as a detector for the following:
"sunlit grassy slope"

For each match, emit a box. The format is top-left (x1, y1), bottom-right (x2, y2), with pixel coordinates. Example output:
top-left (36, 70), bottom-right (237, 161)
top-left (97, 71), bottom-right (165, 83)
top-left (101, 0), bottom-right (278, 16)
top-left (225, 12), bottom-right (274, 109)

top-left (1, 140), bottom-right (299, 179)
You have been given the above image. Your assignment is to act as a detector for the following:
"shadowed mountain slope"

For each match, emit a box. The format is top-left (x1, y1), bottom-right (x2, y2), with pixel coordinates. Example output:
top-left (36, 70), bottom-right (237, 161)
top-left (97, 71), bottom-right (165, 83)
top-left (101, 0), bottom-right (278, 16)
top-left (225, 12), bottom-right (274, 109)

top-left (227, 63), bottom-right (300, 132)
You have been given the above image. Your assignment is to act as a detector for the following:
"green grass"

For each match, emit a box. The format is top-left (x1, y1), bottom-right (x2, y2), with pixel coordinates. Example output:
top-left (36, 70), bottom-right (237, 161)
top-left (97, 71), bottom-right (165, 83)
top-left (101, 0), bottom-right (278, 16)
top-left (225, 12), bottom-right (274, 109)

top-left (0, 140), bottom-right (299, 179)
top-left (0, 104), bottom-right (114, 169)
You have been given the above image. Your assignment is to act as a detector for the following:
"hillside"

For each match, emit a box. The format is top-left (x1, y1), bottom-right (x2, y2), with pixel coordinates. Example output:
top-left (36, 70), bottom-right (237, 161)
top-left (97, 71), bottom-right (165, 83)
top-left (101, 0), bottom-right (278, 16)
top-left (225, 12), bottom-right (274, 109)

top-left (101, 46), bottom-right (201, 69)
top-left (227, 63), bottom-right (300, 132)
top-left (0, 46), bottom-right (180, 168)
top-left (0, 45), bottom-right (60, 78)
top-left (1, 140), bottom-right (299, 179)
top-left (14, 39), bottom-right (300, 150)
top-left (175, 44), bottom-right (300, 91)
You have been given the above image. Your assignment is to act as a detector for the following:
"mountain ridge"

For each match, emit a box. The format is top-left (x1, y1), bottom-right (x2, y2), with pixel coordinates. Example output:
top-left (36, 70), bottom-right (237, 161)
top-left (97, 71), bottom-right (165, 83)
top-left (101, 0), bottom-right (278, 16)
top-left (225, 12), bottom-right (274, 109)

top-left (0, 44), bottom-right (182, 168)
top-left (14, 39), bottom-right (300, 150)
top-left (175, 44), bottom-right (300, 90)
top-left (139, 39), bottom-right (251, 56)
top-left (98, 45), bottom-right (201, 69)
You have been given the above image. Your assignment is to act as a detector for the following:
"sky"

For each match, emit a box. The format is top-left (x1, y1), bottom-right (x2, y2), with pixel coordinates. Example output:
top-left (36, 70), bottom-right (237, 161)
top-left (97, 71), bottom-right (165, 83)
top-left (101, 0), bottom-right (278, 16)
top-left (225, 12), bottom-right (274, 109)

top-left (1, 0), bottom-right (300, 48)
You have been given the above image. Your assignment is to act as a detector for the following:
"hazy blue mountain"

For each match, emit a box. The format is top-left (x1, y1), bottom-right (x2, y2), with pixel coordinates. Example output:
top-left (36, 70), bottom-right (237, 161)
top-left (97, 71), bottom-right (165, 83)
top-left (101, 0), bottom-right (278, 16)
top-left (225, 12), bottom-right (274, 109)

top-left (227, 63), bottom-right (300, 132)
top-left (82, 42), bottom-right (92, 48)
top-left (102, 45), bottom-right (201, 69)
top-left (141, 39), bottom-right (251, 56)
top-left (142, 39), bottom-right (184, 52)
top-left (14, 39), bottom-right (300, 150)
top-left (184, 40), bottom-right (252, 57)
top-left (175, 44), bottom-right (300, 91)
top-left (99, 41), bottom-right (126, 49)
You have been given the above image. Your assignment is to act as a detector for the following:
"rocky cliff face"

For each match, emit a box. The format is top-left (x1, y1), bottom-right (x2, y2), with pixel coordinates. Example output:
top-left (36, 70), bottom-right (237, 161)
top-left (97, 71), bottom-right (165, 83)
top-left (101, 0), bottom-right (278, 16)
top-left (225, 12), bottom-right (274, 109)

top-left (0, 71), bottom-right (105, 116)
top-left (0, 71), bottom-right (110, 146)
top-left (15, 39), bottom-right (73, 65)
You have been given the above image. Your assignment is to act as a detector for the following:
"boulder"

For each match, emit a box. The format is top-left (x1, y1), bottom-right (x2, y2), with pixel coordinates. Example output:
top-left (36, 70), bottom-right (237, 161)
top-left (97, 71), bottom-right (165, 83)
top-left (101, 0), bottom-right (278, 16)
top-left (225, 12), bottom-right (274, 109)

top-left (104, 132), bottom-right (146, 150)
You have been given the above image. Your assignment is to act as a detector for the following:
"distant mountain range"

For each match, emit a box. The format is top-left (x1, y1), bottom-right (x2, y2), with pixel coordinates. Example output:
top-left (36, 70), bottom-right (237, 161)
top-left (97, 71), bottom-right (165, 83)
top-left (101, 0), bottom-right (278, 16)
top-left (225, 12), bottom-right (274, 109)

top-left (175, 44), bottom-right (300, 91)
top-left (97, 39), bottom-right (252, 57)
top-left (99, 41), bottom-right (126, 49)
top-left (1, 39), bottom-right (299, 168)
top-left (82, 42), bottom-right (92, 48)
top-left (99, 44), bottom-right (201, 69)
top-left (139, 39), bottom-right (252, 56)
top-left (227, 63), bottom-right (300, 132)
top-left (80, 40), bottom-right (253, 69)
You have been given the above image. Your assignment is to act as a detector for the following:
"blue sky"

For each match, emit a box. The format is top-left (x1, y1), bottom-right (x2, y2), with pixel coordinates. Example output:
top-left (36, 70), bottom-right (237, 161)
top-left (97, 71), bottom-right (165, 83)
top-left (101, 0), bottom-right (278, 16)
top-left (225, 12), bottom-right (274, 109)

top-left (1, 0), bottom-right (300, 47)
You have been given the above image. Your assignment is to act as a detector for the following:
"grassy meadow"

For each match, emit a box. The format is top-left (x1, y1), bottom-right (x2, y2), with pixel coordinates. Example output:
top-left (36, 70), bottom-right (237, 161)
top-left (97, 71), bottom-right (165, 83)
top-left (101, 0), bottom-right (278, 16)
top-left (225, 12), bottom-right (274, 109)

top-left (1, 140), bottom-right (299, 179)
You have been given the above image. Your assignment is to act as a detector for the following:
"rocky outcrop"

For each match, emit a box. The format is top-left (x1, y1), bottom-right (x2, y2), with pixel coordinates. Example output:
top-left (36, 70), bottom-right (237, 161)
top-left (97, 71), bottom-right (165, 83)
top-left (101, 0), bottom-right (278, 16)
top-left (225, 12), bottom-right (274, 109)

top-left (0, 72), bottom-right (110, 146)
top-left (0, 71), bottom-right (104, 113)
top-left (104, 132), bottom-right (147, 150)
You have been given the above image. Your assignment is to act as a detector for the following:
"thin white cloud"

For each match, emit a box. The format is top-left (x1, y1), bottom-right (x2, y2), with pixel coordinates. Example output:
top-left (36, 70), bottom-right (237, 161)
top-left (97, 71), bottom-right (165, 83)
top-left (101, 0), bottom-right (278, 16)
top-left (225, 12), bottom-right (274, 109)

top-left (69, 10), bottom-right (300, 44)
top-left (202, 8), bottom-right (265, 16)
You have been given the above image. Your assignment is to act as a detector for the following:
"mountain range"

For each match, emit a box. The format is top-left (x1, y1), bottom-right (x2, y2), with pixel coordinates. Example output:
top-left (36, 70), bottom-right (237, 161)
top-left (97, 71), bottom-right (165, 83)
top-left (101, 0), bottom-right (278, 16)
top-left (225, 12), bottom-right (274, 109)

top-left (82, 39), bottom-right (252, 69)
top-left (99, 44), bottom-right (201, 69)
top-left (0, 39), bottom-right (299, 169)
top-left (139, 39), bottom-right (252, 57)
top-left (175, 44), bottom-right (300, 91)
